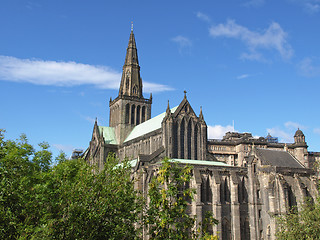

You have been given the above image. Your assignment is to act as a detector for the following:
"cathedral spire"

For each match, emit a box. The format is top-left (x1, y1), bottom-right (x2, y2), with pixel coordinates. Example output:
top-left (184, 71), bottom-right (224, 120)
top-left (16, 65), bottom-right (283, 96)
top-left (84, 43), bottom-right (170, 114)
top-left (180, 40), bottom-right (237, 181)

top-left (118, 28), bottom-right (143, 97)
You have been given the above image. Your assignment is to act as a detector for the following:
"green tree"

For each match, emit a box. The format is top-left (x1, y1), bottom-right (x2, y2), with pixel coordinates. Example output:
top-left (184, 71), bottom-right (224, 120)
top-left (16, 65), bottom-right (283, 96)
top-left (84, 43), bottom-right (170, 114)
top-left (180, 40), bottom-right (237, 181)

top-left (276, 199), bottom-right (320, 240)
top-left (0, 129), bottom-right (52, 239)
top-left (0, 130), bottom-right (142, 240)
top-left (145, 158), bottom-right (218, 240)
top-left (33, 154), bottom-right (142, 240)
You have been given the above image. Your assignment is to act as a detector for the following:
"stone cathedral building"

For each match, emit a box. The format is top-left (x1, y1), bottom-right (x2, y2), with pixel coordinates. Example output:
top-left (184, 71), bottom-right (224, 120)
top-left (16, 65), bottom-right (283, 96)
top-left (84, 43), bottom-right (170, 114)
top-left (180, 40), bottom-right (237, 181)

top-left (84, 30), bottom-right (319, 240)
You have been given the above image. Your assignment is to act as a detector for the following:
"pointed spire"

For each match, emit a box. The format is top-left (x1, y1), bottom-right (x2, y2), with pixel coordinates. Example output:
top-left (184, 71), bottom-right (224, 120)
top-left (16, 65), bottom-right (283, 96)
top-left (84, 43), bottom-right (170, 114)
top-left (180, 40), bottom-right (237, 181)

top-left (124, 30), bottom-right (139, 66)
top-left (118, 27), bottom-right (143, 97)
top-left (94, 117), bottom-right (98, 126)
top-left (166, 100), bottom-right (170, 113)
top-left (199, 106), bottom-right (204, 121)
top-left (184, 90), bottom-right (187, 99)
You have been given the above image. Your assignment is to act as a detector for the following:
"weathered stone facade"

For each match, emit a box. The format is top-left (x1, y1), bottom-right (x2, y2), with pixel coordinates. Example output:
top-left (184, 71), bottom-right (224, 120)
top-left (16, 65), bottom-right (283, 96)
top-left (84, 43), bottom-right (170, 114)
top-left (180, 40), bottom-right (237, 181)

top-left (84, 30), bottom-right (319, 240)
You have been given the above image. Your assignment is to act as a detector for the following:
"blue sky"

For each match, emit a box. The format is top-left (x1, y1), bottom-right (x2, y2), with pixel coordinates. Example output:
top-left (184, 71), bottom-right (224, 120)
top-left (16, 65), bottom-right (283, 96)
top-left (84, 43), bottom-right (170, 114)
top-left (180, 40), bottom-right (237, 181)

top-left (1, 0), bottom-right (320, 158)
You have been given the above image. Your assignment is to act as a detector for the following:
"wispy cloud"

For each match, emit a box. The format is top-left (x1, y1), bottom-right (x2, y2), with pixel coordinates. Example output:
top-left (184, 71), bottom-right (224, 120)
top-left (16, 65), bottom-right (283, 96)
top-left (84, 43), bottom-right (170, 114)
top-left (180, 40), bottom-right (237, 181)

top-left (267, 121), bottom-right (306, 143)
top-left (172, 36), bottom-right (192, 47)
top-left (298, 57), bottom-right (320, 77)
top-left (266, 127), bottom-right (293, 142)
top-left (244, 0), bottom-right (265, 7)
top-left (289, 0), bottom-right (320, 14)
top-left (305, 1), bottom-right (320, 13)
top-left (82, 115), bottom-right (96, 124)
top-left (196, 12), bottom-right (211, 23)
top-left (314, 128), bottom-right (320, 135)
top-left (171, 36), bottom-right (192, 54)
top-left (209, 20), bottom-right (293, 61)
top-left (237, 74), bottom-right (250, 79)
top-left (208, 125), bottom-right (235, 139)
top-left (284, 121), bottom-right (306, 130)
top-left (0, 55), bottom-right (173, 93)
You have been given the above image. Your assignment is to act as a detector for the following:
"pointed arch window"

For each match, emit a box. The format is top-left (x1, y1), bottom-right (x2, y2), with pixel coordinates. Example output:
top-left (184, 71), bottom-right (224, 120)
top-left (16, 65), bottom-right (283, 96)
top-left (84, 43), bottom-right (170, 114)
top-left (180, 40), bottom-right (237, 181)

top-left (224, 177), bottom-right (231, 203)
top-left (136, 105), bottom-right (140, 125)
top-left (141, 106), bottom-right (146, 123)
top-left (131, 105), bottom-right (135, 124)
top-left (180, 119), bottom-right (185, 159)
top-left (173, 122), bottom-right (178, 158)
top-left (201, 176), bottom-right (212, 203)
top-left (287, 185), bottom-right (297, 211)
top-left (194, 124), bottom-right (198, 160)
top-left (125, 104), bottom-right (130, 124)
top-left (133, 85), bottom-right (137, 95)
top-left (187, 120), bottom-right (192, 159)
top-left (240, 177), bottom-right (248, 203)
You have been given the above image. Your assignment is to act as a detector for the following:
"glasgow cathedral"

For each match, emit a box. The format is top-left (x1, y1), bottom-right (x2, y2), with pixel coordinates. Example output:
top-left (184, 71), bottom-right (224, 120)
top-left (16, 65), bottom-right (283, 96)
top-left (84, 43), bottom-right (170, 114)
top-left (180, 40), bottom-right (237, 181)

top-left (84, 29), bottom-right (319, 240)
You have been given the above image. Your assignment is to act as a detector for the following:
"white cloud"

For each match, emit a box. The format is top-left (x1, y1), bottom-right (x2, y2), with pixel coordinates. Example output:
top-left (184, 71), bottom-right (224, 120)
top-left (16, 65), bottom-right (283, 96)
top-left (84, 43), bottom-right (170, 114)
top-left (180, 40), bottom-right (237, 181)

top-left (244, 0), bottom-right (265, 7)
top-left (284, 121), bottom-right (306, 130)
top-left (314, 128), bottom-right (320, 135)
top-left (209, 20), bottom-right (293, 60)
top-left (298, 57), bottom-right (320, 77)
top-left (144, 82), bottom-right (174, 92)
top-left (0, 55), bottom-right (173, 93)
top-left (196, 12), bottom-right (211, 22)
top-left (289, 0), bottom-right (320, 14)
top-left (240, 52), bottom-right (268, 62)
top-left (305, 2), bottom-right (320, 13)
top-left (172, 35), bottom-right (192, 48)
top-left (83, 116), bottom-right (96, 124)
top-left (208, 125), bottom-right (235, 139)
top-left (266, 127), bottom-right (293, 143)
top-left (267, 121), bottom-right (307, 143)
top-left (237, 74), bottom-right (250, 79)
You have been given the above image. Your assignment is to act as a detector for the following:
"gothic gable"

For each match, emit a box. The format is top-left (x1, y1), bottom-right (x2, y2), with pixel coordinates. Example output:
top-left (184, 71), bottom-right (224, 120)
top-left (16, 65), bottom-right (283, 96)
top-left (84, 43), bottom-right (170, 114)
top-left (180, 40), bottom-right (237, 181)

top-left (172, 96), bottom-right (198, 121)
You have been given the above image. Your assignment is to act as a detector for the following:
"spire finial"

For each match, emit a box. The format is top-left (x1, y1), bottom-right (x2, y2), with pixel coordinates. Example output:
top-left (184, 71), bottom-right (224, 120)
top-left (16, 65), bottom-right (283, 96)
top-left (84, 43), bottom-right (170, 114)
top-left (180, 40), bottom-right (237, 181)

top-left (131, 21), bottom-right (133, 32)
top-left (199, 106), bottom-right (204, 121)
top-left (167, 100), bottom-right (170, 110)
top-left (184, 90), bottom-right (187, 99)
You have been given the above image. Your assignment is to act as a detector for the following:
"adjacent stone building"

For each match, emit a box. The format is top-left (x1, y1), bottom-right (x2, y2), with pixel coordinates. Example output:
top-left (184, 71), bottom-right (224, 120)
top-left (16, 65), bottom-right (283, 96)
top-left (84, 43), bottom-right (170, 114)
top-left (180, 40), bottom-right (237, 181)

top-left (84, 29), bottom-right (319, 240)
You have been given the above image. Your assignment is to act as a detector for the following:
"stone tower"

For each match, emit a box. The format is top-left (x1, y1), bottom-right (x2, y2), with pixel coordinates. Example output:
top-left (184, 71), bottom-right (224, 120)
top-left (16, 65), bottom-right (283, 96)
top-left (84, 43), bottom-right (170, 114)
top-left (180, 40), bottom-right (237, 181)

top-left (293, 128), bottom-right (308, 167)
top-left (109, 29), bottom-right (152, 144)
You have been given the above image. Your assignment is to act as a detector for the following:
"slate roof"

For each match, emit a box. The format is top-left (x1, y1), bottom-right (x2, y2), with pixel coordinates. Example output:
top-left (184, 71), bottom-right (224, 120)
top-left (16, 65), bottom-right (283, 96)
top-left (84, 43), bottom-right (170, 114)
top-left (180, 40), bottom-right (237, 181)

top-left (124, 106), bottom-right (178, 143)
top-left (255, 148), bottom-right (304, 168)
top-left (98, 126), bottom-right (117, 145)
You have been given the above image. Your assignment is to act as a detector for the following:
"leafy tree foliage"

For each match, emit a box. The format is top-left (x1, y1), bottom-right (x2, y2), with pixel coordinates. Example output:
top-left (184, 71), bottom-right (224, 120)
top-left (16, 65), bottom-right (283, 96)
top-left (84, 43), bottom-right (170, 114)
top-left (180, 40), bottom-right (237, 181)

top-left (0, 129), bottom-right (52, 239)
top-left (276, 199), bottom-right (320, 240)
top-left (0, 130), bottom-right (141, 239)
top-left (146, 158), bottom-right (218, 240)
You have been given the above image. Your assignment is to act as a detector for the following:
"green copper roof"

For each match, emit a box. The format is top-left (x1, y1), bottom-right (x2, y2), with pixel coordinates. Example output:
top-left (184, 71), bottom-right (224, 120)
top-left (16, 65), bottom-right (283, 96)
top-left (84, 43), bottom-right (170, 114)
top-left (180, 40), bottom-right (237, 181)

top-left (124, 106), bottom-right (178, 143)
top-left (98, 126), bottom-right (117, 144)
top-left (169, 159), bottom-right (232, 167)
